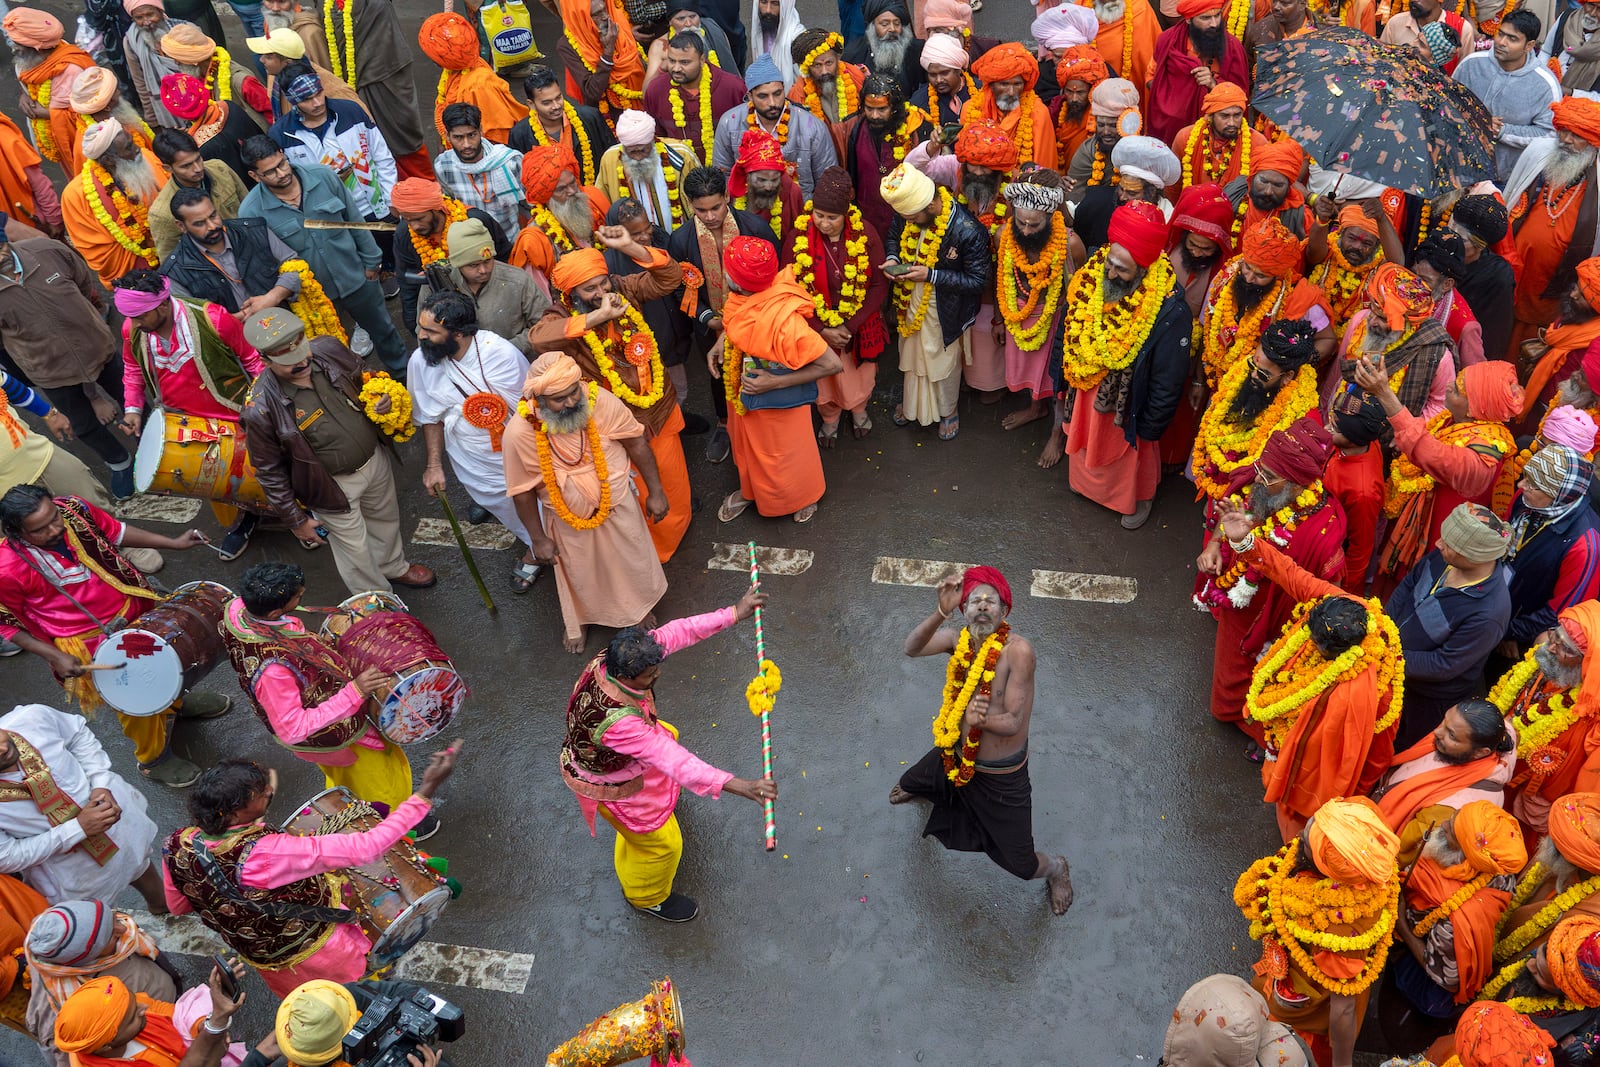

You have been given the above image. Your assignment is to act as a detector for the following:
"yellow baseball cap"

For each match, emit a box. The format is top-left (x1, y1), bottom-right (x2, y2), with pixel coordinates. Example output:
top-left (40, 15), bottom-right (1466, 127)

top-left (246, 27), bottom-right (306, 59)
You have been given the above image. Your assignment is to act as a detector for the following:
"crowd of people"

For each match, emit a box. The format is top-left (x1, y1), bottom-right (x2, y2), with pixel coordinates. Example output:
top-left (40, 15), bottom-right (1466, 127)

top-left (3, 0), bottom-right (1600, 1057)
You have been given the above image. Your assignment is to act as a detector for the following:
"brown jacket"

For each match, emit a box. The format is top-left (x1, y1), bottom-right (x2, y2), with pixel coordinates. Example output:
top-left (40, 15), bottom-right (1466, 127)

top-left (240, 336), bottom-right (390, 525)
top-left (0, 239), bottom-right (116, 389)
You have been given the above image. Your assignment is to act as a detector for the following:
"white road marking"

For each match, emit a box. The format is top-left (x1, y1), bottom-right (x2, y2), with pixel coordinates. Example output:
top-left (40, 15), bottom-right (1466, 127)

top-left (871, 557), bottom-right (1137, 603)
top-left (412, 517), bottom-right (518, 551)
top-left (707, 543), bottom-right (814, 575)
top-left (125, 911), bottom-right (536, 995)
top-left (115, 495), bottom-right (201, 524)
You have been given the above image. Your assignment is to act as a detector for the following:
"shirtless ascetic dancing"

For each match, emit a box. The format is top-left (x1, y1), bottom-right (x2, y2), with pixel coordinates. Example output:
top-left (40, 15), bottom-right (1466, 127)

top-left (890, 566), bottom-right (1074, 916)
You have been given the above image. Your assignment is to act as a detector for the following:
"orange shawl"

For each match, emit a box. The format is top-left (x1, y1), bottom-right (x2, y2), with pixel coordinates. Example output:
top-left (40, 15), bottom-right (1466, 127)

top-left (0, 113), bottom-right (43, 223)
top-left (435, 64), bottom-right (529, 146)
top-left (556, 0), bottom-right (644, 114)
top-left (1262, 663), bottom-right (1392, 822)
top-left (1525, 316), bottom-right (1600, 419)
top-left (1377, 736), bottom-right (1506, 833)
top-left (16, 43), bottom-right (95, 173)
top-left (1406, 856), bottom-right (1511, 1004)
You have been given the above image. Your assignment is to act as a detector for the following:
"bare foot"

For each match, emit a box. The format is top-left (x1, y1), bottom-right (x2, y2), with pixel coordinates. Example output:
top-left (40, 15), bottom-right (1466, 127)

top-left (1002, 402), bottom-right (1048, 431)
top-left (1037, 432), bottom-right (1065, 469)
top-left (1047, 855), bottom-right (1074, 916)
top-left (888, 785), bottom-right (918, 805)
top-left (563, 628), bottom-right (587, 654)
top-left (91, 393), bottom-right (120, 427)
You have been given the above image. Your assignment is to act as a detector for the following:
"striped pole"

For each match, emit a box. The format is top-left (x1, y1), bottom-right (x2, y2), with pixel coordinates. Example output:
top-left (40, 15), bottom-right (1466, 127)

top-left (750, 541), bottom-right (776, 851)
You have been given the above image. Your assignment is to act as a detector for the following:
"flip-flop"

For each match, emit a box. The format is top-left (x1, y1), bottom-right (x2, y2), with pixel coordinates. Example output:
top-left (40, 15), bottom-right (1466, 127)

top-left (717, 492), bottom-right (752, 523)
top-left (852, 413), bottom-right (873, 438)
top-left (938, 415), bottom-right (960, 440)
top-left (891, 405), bottom-right (910, 426)
top-left (510, 560), bottom-right (541, 593)
top-left (793, 503), bottom-right (818, 523)
top-left (818, 420), bottom-right (840, 448)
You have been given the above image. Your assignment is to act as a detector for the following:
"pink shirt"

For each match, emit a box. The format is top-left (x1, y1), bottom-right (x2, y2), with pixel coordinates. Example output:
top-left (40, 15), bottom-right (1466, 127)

top-left (121, 300), bottom-right (264, 418)
top-left (576, 609), bottom-right (739, 834)
top-left (0, 499), bottom-right (129, 645)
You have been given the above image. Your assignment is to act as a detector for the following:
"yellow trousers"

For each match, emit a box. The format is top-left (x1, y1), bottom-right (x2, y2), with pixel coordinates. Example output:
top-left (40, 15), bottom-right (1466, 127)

top-left (119, 711), bottom-right (171, 766)
top-left (599, 808), bottom-right (682, 909)
top-left (319, 737), bottom-right (415, 813)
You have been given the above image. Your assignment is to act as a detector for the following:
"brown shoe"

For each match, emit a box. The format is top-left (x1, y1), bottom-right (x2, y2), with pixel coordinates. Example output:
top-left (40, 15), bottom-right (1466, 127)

top-left (390, 564), bottom-right (437, 589)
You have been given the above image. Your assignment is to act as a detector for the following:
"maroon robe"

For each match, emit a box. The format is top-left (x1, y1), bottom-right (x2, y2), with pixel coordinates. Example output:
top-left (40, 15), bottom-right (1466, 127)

top-left (1145, 23), bottom-right (1251, 146)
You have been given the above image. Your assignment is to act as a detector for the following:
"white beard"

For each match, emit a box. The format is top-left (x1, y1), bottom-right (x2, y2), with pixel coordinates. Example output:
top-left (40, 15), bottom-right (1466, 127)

top-left (622, 152), bottom-right (662, 194)
top-left (110, 154), bottom-right (162, 201)
top-left (550, 195), bottom-right (595, 242)
top-left (1557, 373), bottom-right (1600, 409)
top-left (1544, 143), bottom-right (1598, 190)
top-left (1095, 0), bottom-right (1126, 23)
top-left (1360, 323), bottom-right (1402, 357)
top-left (868, 28), bottom-right (910, 72)
top-left (263, 9), bottom-right (295, 29)
top-left (995, 91), bottom-right (1020, 113)
top-left (108, 100), bottom-right (145, 128)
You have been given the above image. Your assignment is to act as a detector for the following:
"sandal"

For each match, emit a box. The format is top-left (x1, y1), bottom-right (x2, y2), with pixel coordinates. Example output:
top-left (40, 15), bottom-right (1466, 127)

top-left (852, 413), bottom-right (873, 438)
top-left (1244, 741), bottom-right (1266, 764)
top-left (891, 405), bottom-right (910, 426)
top-left (818, 419), bottom-right (840, 449)
top-left (938, 414), bottom-right (960, 440)
top-left (511, 559), bottom-right (541, 593)
top-left (717, 491), bottom-right (752, 523)
top-left (793, 503), bottom-right (818, 523)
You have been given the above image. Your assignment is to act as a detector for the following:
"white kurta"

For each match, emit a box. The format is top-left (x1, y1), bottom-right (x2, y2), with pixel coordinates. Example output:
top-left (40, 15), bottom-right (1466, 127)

top-left (0, 704), bottom-right (158, 904)
top-left (407, 330), bottom-right (534, 540)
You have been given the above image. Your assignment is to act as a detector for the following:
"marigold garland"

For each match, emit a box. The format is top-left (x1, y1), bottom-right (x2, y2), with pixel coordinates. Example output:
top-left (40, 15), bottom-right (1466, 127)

top-left (668, 62), bottom-right (715, 164)
top-left (928, 71), bottom-right (977, 123)
top-left (532, 380), bottom-right (612, 529)
top-left (748, 101), bottom-right (790, 146)
top-left (1191, 357), bottom-right (1320, 501)
top-left (1412, 872), bottom-right (1493, 937)
top-left (722, 336), bottom-right (748, 415)
top-left (1195, 482), bottom-right (1330, 612)
top-left (81, 160), bottom-right (157, 267)
top-left (746, 658), bottom-right (781, 715)
top-left (1089, 144), bottom-right (1118, 187)
top-left (1119, 7), bottom-right (1134, 76)
top-left (1311, 239), bottom-right (1383, 337)
top-left (893, 186), bottom-right (953, 334)
top-left (358, 371), bottom-right (415, 443)
top-left (325, 0), bottom-right (356, 84)
top-left (962, 92), bottom-right (1034, 162)
top-left (1060, 246), bottom-right (1174, 392)
top-left (1202, 263), bottom-right (1283, 388)
top-left (997, 211), bottom-right (1069, 351)
top-left (1493, 862), bottom-right (1600, 964)
top-left (792, 206), bottom-right (869, 327)
top-left (561, 25), bottom-right (642, 125)
top-left (932, 622), bottom-right (1009, 786)
top-left (798, 35), bottom-right (858, 122)
top-left (531, 100), bottom-right (597, 185)
top-left (281, 258), bottom-right (347, 343)
top-left (1181, 119), bottom-right (1250, 187)
top-left (528, 202), bottom-right (578, 253)
top-left (1225, 0), bottom-right (1250, 41)
top-left (1384, 412), bottom-right (1515, 518)
top-left (408, 197), bottom-right (469, 267)
top-left (208, 48), bottom-right (233, 102)
top-left (580, 302), bottom-right (665, 409)
top-left (27, 81), bottom-right (56, 163)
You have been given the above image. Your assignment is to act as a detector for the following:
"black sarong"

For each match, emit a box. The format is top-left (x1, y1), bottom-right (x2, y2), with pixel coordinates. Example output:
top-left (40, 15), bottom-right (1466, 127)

top-left (897, 746), bottom-right (1037, 879)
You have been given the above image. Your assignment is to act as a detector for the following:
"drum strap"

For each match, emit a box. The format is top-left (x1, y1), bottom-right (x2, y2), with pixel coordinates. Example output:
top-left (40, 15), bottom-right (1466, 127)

top-left (190, 843), bottom-right (353, 925)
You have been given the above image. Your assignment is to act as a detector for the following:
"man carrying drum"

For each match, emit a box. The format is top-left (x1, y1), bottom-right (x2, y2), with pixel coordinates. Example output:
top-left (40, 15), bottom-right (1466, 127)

top-left (161, 743), bottom-right (461, 999)
top-left (220, 562), bottom-right (434, 839)
top-left (0, 485), bottom-right (229, 788)
top-left (113, 269), bottom-right (266, 562)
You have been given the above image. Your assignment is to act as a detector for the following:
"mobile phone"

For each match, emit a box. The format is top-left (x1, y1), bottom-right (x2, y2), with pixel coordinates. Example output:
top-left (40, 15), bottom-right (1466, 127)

top-left (940, 122), bottom-right (962, 143)
top-left (211, 955), bottom-right (240, 1000)
top-left (884, 262), bottom-right (913, 276)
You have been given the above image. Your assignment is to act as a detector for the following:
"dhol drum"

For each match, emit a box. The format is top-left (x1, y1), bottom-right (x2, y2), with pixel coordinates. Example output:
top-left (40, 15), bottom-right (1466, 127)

top-left (92, 581), bottom-right (231, 716)
top-left (335, 611), bottom-right (466, 745)
top-left (319, 591), bottom-right (410, 639)
top-left (134, 408), bottom-right (268, 508)
top-left (278, 786), bottom-right (450, 971)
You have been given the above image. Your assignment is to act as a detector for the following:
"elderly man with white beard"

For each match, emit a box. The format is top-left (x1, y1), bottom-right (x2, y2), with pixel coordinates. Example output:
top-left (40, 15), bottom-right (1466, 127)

top-left (1086, 0), bottom-right (1160, 95)
top-left (68, 67), bottom-right (155, 163)
top-left (598, 110), bottom-right (701, 234)
top-left (844, 0), bottom-right (924, 94)
top-left (122, 1), bottom-right (186, 128)
top-left (62, 122), bottom-right (168, 290)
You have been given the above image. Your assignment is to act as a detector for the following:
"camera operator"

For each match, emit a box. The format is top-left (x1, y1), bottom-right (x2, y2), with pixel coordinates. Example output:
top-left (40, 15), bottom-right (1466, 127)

top-left (241, 979), bottom-right (458, 1067)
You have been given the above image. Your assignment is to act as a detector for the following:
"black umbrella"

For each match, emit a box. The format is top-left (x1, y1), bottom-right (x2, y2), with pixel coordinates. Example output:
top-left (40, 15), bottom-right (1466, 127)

top-left (1249, 26), bottom-right (1496, 197)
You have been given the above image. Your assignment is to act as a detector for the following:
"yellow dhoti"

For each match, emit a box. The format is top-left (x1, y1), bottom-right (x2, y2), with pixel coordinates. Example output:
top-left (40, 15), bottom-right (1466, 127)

top-left (599, 808), bottom-right (682, 909)
top-left (318, 737), bottom-right (415, 813)
top-left (53, 626), bottom-right (171, 766)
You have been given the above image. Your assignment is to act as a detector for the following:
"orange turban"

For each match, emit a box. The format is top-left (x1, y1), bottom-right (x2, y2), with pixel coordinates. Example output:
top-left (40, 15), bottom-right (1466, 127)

top-left (160, 23), bottom-right (217, 63)
top-left (1176, 0), bottom-right (1226, 17)
top-left (1546, 914), bottom-right (1600, 1008)
top-left (1561, 601), bottom-right (1600, 721)
top-left (970, 42), bottom-right (1039, 92)
top-left (1250, 138), bottom-right (1303, 181)
top-left (389, 178), bottom-right (444, 214)
top-left (1454, 1002), bottom-right (1556, 1067)
top-left (418, 12), bottom-right (484, 71)
top-left (1458, 360), bottom-right (1525, 424)
top-left (1199, 82), bottom-right (1247, 116)
top-left (2, 8), bottom-right (64, 49)
top-left (55, 977), bottom-right (131, 1054)
top-left (1550, 792), bottom-right (1600, 873)
top-left (549, 249), bottom-right (609, 295)
top-left (1307, 796), bottom-right (1400, 885)
top-left (1553, 97), bottom-right (1600, 148)
top-left (1578, 257), bottom-right (1600, 311)
top-left (1366, 262), bottom-right (1434, 331)
top-left (954, 120), bottom-right (1018, 171)
top-left (523, 144), bottom-right (579, 203)
top-left (1450, 799), bottom-right (1527, 877)
top-left (1337, 202), bottom-right (1378, 237)
top-left (1055, 45), bottom-right (1107, 90)
top-left (524, 352), bottom-right (584, 399)
top-left (1241, 217), bottom-right (1301, 279)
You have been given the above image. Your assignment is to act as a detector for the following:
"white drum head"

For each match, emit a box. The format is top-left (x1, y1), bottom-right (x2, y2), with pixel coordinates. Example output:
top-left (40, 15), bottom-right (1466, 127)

top-left (367, 886), bottom-right (450, 970)
top-left (131, 407), bottom-right (167, 495)
top-left (379, 666), bottom-right (465, 744)
top-left (92, 628), bottom-right (181, 716)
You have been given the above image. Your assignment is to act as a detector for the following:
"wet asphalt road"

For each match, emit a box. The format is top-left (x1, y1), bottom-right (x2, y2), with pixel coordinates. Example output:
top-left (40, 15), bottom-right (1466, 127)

top-left (0, 0), bottom-right (1320, 1062)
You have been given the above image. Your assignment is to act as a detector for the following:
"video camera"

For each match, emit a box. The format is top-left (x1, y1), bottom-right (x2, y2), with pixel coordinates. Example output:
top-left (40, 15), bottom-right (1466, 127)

top-left (342, 987), bottom-right (465, 1067)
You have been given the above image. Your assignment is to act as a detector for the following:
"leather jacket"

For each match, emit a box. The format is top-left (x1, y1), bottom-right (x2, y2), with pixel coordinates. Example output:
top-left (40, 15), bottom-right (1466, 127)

top-left (240, 337), bottom-right (390, 526)
top-left (886, 201), bottom-right (993, 349)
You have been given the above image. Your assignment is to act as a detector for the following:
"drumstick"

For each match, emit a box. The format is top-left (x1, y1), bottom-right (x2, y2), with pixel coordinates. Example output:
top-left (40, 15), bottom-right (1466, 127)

top-left (78, 662), bottom-right (127, 672)
top-left (291, 605), bottom-right (347, 614)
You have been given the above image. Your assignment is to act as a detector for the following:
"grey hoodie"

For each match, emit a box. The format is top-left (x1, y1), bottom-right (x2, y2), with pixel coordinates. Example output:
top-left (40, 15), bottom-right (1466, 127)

top-left (1452, 50), bottom-right (1563, 180)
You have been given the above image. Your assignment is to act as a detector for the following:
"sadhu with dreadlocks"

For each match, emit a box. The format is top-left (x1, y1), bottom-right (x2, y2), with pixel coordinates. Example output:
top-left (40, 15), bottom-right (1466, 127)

top-left (840, 72), bottom-right (930, 241)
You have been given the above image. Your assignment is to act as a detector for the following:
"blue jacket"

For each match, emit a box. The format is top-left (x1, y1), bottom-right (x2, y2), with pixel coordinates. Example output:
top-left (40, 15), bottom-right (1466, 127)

top-left (237, 162), bottom-right (381, 300)
top-left (1505, 499), bottom-right (1600, 644)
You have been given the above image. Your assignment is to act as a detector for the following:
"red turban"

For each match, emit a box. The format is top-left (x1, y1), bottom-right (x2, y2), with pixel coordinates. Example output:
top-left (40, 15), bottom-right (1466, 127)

top-left (1055, 45), bottom-right (1107, 90)
top-left (1554, 97), bottom-right (1600, 148)
top-left (1459, 361), bottom-right (1525, 423)
top-left (1241, 217), bottom-right (1302, 279)
top-left (970, 42), bottom-right (1039, 92)
top-left (1258, 415), bottom-right (1331, 485)
top-left (1454, 1002), bottom-right (1556, 1067)
top-left (389, 178), bottom-right (445, 214)
top-left (723, 234), bottom-right (779, 292)
top-left (1250, 138), bottom-right (1303, 181)
top-left (549, 248), bottom-right (609, 294)
top-left (729, 128), bottom-right (785, 197)
top-left (1169, 182), bottom-right (1234, 248)
top-left (159, 73), bottom-right (209, 121)
top-left (1578, 257), bottom-right (1600, 311)
top-left (1366, 262), bottom-right (1434, 331)
top-left (1199, 82), bottom-right (1247, 116)
top-left (418, 11), bottom-right (484, 71)
top-left (961, 566), bottom-right (1012, 610)
top-left (1107, 201), bottom-right (1168, 268)
top-left (523, 144), bottom-right (579, 203)
top-left (1176, 0), bottom-right (1226, 16)
top-left (954, 120), bottom-right (1018, 172)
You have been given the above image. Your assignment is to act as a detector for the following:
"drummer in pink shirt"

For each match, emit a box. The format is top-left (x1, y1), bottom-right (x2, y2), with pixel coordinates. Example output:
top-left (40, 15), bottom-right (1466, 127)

top-left (219, 562), bottom-right (429, 839)
top-left (112, 269), bottom-right (265, 561)
top-left (162, 745), bottom-right (460, 999)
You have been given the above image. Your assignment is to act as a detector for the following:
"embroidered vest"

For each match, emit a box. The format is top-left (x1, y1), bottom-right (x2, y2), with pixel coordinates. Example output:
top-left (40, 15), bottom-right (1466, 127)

top-left (129, 299), bottom-right (252, 413)
top-left (162, 824), bottom-right (342, 968)
top-left (222, 607), bottom-right (368, 753)
top-left (562, 651), bottom-right (649, 776)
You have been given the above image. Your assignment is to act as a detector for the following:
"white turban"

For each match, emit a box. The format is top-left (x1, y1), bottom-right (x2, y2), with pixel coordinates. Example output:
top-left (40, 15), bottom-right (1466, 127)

top-left (81, 119), bottom-right (121, 160)
top-left (1111, 135), bottom-right (1181, 190)
top-left (614, 108), bottom-right (656, 149)
top-left (919, 32), bottom-right (969, 70)
top-left (1031, 3), bottom-right (1100, 50)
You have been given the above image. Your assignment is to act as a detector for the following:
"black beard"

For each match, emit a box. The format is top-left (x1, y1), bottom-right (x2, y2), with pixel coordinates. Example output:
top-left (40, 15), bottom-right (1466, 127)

top-left (1225, 373), bottom-right (1278, 424)
top-left (964, 171), bottom-right (1000, 206)
top-left (1063, 100), bottom-right (1088, 122)
top-left (758, 11), bottom-right (778, 31)
top-left (1176, 244), bottom-right (1221, 274)
top-left (1231, 272), bottom-right (1275, 310)
top-left (1561, 295), bottom-right (1599, 325)
top-left (418, 335), bottom-right (459, 366)
top-left (1249, 187), bottom-right (1286, 211)
top-left (1188, 22), bottom-right (1226, 60)
top-left (1433, 742), bottom-right (1478, 766)
top-left (1014, 221), bottom-right (1053, 256)
top-left (1408, 0), bottom-right (1428, 17)
top-left (1341, 240), bottom-right (1375, 266)
top-left (866, 115), bottom-right (893, 133)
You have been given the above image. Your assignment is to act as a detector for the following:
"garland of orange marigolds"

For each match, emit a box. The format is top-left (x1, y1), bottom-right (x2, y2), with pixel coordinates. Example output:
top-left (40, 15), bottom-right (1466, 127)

top-left (894, 187), bottom-right (953, 334)
top-left (1182, 120), bottom-right (1250, 187)
top-left (82, 160), bottom-right (158, 267)
top-left (522, 381), bottom-right (612, 530)
top-left (281, 260), bottom-right (348, 343)
top-left (799, 34), bottom-right (857, 122)
top-left (668, 62), bottom-right (714, 164)
top-left (1383, 412), bottom-right (1514, 518)
top-left (408, 198), bottom-right (469, 266)
top-left (996, 211), bottom-right (1069, 352)
top-left (748, 102), bottom-right (789, 145)
top-left (531, 100), bottom-right (597, 185)
top-left (1489, 649), bottom-right (1582, 789)
top-left (931, 622), bottom-right (1009, 786)
top-left (1310, 242), bottom-right (1384, 337)
top-left (1202, 265), bottom-right (1283, 388)
top-left (1492, 859), bottom-right (1600, 963)
top-left (1060, 246), bottom-right (1174, 391)
top-left (580, 303), bottom-right (665, 409)
top-left (792, 206), bottom-right (870, 326)
top-left (1412, 872), bottom-right (1494, 938)
top-left (1191, 357), bottom-right (1320, 501)
top-left (357, 372), bottom-right (415, 443)
top-left (26, 82), bottom-right (55, 163)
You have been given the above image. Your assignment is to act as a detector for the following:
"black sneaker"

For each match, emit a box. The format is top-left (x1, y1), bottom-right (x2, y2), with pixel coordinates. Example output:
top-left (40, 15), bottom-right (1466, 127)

top-left (217, 514), bottom-right (256, 561)
top-left (466, 502), bottom-right (492, 525)
top-left (632, 891), bottom-right (698, 922)
top-left (705, 425), bottom-right (731, 464)
top-left (411, 812), bottom-right (440, 842)
top-left (380, 270), bottom-right (401, 299)
top-left (109, 465), bottom-right (135, 500)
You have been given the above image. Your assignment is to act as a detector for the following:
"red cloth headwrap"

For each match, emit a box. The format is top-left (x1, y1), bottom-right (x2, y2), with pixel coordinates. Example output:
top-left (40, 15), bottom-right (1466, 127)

top-left (1169, 182), bottom-right (1233, 248)
top-left (1257, 415), bottom-right (1332, 486)
top-left (723, 235), bottom-right (779, 292)
top-left (729, 128), bottom-right (786, 197)
top-left (1106, 201), bottom-right (1168, 267)
top-left (970, 42), bottom-right (1039, 92)
top-left (961, 566), bottom-right (1012, 610)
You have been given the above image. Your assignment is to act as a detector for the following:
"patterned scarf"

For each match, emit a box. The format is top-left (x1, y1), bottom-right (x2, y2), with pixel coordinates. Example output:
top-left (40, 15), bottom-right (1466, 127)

top-left (694, 208), bottom-right (739, 313)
